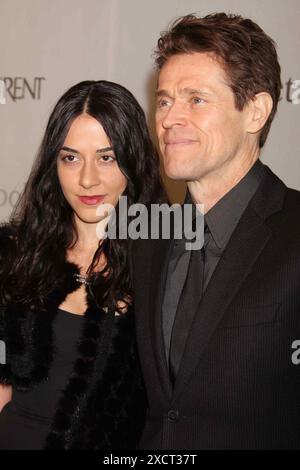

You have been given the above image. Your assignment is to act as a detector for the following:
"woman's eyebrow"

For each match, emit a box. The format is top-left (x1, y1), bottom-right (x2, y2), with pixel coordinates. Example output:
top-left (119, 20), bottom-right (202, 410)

top-left (60, 146), bottom-right (79, 153)
top-left (96, 147), bottom-right (113, 153)
top-left (60, 146), bottom-right (113, 154)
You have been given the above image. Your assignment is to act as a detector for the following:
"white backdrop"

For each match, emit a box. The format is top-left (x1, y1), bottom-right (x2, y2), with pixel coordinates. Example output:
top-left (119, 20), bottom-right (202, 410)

top-left (0, 0), bottom-right (299, 220)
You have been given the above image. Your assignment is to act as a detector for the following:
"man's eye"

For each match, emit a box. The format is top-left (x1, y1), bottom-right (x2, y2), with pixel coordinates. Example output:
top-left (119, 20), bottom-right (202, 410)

top-left (157, 99), bottom-right (170, 108)
top-left (192, 97), bottom-right (205, 104)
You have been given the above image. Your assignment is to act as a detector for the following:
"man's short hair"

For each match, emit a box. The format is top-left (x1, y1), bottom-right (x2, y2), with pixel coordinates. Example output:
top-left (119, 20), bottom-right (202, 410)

top-left (155, 13), bottom-right (282, 148)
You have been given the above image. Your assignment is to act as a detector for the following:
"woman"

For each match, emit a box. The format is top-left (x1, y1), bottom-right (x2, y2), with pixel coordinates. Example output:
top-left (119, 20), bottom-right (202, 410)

top-left (0, 80), bottom-right (164, 449)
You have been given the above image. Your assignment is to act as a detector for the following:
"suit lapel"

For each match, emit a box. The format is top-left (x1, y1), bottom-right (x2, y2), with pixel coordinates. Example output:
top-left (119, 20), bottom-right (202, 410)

top-left (149, 237), bottom-right (174, 399)
top-left (133, 235), bottom-right (173, 399)
top-left (171, 168), bottom-right (287, 402)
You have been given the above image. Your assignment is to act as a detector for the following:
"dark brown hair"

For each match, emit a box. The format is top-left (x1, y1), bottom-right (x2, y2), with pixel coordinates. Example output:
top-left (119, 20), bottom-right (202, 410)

top-left (0, 81), bottom-right (165, 312)
top-left (155, 13), bottom-right (282, 147)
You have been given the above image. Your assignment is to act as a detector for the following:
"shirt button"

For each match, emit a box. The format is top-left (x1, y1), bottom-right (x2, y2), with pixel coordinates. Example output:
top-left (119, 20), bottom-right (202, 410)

top-left (167, 409), bottom-right (179, 422)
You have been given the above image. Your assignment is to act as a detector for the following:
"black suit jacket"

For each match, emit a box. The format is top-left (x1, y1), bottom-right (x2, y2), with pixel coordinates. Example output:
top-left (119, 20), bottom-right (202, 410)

top-left (131, 165), bottom-right (300, 449)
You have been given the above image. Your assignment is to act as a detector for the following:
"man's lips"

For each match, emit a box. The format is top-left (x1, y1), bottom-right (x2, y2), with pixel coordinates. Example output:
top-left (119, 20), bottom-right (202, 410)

top-left (164, 139), bottom-right (198, 147)
top-left (78, 195), bottom-right (106, 205)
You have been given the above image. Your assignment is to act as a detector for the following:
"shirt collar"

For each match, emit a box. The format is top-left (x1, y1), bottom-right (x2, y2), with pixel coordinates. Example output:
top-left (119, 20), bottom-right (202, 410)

top-left (185, 159), bottom-right (266, 251)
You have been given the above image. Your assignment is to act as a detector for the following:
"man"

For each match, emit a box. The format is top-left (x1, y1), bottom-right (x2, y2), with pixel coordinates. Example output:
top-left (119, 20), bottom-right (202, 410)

top-left (131, 13), bottom-right (300, 449)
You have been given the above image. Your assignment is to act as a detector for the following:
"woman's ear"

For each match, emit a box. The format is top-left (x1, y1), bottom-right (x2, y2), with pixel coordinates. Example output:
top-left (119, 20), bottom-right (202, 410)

top-left (247, 92), bottom-right (273, 134)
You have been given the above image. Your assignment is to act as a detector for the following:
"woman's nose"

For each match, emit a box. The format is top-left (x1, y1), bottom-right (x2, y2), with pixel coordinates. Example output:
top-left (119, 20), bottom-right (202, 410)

top-left (79, 161), bottom-right (100, 189)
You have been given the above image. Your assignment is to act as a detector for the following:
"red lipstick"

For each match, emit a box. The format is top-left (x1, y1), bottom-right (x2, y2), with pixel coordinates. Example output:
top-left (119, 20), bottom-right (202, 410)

top-left (78, 195), bottom-right (105, 205)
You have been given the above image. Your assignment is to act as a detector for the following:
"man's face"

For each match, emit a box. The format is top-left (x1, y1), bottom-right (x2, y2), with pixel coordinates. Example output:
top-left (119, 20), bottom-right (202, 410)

top-left (155, 52), bottom-right (252, 182)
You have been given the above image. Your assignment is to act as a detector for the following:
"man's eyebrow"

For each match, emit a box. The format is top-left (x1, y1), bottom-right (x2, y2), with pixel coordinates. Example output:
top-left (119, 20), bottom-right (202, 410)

top-left (155, 88), bottom-right (212, 98)
top-left (60, 146), bottom-right (113, 154)
top-left (155, 89), bottom-right (172, 98)
top-left (181, 87), bottom-right (212, 96)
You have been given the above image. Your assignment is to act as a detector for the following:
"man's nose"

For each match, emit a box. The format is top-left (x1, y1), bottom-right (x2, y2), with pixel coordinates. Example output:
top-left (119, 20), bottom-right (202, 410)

top-left (161, 102), bottom-right (187, 129)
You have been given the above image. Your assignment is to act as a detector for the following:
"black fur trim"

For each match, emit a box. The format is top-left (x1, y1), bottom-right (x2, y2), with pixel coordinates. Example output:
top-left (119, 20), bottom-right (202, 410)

top-left (0, 225), bottom-right (146, 449)
top-left (2, 262), bottom-right (80, 390)
top-left (44, 305), bottom-right (146, 450)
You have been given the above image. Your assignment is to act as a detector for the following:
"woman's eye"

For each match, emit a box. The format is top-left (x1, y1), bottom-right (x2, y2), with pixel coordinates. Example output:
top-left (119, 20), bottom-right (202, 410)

top-left (100, 155), bottom-right (114, 163)
top-left (61, 154), bottom-right (78, 163)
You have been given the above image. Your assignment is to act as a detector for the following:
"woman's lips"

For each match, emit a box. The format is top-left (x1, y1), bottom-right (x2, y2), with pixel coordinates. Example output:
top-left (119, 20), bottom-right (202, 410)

top-left (78, 195), bottom-right (106, 205)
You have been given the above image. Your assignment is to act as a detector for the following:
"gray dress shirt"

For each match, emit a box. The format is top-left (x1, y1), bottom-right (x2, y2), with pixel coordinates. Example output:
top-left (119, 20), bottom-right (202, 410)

top-left (162, 160), bottom-right (266, 363)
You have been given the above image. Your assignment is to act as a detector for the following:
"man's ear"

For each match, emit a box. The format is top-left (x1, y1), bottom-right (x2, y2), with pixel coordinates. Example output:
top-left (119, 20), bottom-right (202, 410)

top-left (247, 92), bottom-right (273, 134)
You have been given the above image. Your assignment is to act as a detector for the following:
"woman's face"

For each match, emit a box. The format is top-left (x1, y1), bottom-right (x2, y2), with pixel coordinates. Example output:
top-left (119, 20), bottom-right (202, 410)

top-left (57, 113), bottom-right (127, 225)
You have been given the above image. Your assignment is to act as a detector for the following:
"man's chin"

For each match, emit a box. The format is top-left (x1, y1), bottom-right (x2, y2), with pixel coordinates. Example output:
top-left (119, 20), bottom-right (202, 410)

top-left (168, 176), bottom-right (187, 183)
top-left (164, 165), bottom-right (192, 181)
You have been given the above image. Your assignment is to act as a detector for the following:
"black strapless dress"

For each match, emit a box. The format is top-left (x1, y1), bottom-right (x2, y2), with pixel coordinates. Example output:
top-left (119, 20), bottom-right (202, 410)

top-left (0, 309), bottom-right (83, 450)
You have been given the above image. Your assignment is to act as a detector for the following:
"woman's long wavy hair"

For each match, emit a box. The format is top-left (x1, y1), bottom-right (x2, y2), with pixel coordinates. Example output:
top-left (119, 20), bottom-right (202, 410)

top-left (1, 80), bottom-right (165, 311)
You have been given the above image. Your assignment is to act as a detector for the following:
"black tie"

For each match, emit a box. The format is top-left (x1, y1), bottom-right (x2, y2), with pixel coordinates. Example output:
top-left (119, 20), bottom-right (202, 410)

top-left (169, 225), bottom-right (208, 385)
